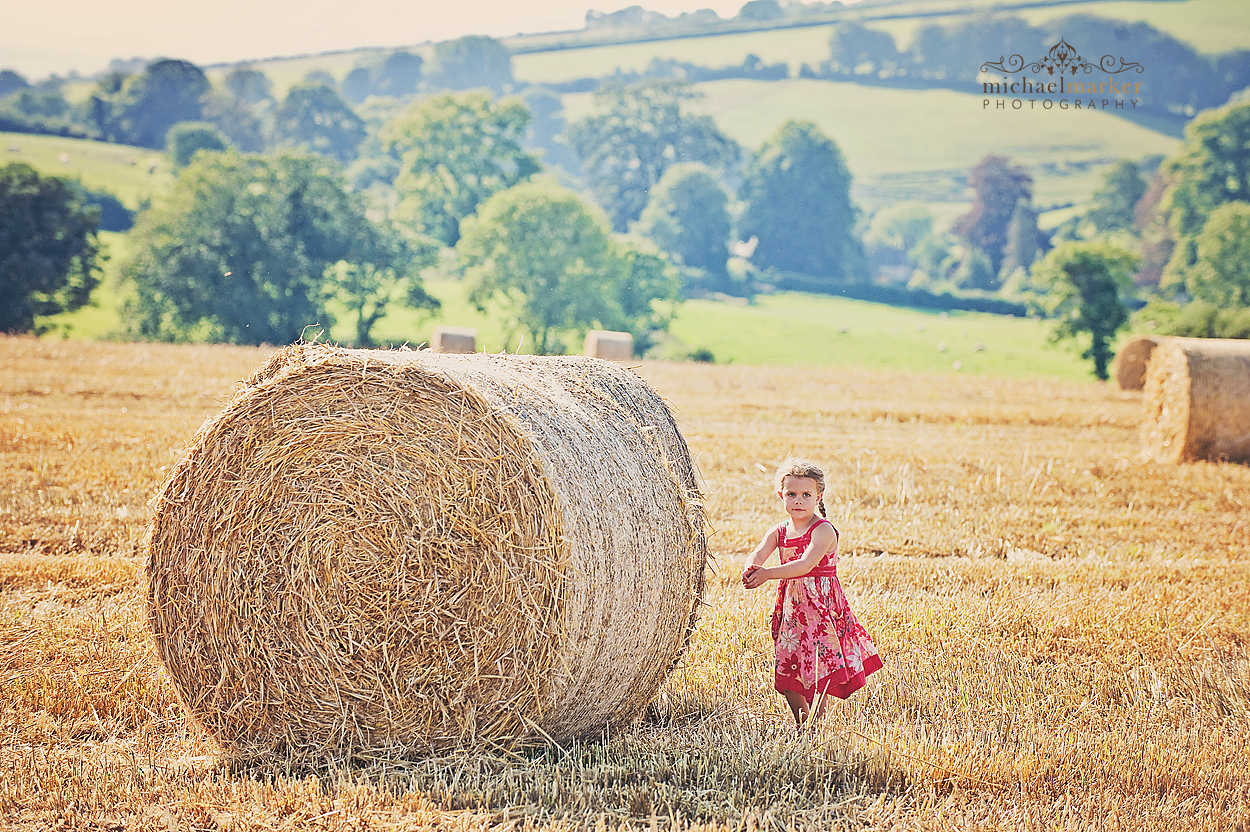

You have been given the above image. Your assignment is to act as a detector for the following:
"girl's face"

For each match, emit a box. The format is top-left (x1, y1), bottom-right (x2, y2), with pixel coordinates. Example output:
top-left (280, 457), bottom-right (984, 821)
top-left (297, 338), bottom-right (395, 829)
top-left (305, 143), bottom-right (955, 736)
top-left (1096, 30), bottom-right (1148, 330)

top-left (779, 475), bottom-right (821, 520)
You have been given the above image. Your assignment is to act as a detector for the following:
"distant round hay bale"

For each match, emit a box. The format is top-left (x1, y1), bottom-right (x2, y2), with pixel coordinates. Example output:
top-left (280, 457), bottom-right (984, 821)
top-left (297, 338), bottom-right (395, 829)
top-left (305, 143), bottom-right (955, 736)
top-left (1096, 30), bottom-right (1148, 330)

top-left (145, 345), bottom-right (706, 758)
top-left (1140, 337), bottom-right (1250, 463)
top-left (584, 329), bottom-right (633, 361)
top-left (1114, 335), bottom-right (1165, 391)
top-left (430, 325), bottom-right (476, 354)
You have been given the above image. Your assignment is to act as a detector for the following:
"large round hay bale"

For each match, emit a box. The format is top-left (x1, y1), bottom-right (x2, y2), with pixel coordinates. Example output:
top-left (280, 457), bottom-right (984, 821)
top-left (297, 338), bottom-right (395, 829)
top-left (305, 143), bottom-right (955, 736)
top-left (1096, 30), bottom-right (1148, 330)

top-left (1114, 334), bottom-right (1164, 391)
top-left (1140, 337), bottom-right (1250, 463)
top-left (145, 345), bottom-right (706, 758)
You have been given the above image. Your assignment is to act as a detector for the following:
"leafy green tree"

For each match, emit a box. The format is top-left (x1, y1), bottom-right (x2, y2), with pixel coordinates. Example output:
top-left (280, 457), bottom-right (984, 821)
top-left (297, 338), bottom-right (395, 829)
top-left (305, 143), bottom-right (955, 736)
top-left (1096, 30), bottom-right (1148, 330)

top-left (86, 71), bottom-right (129, 142)
top-left (272, 83), bottom-right (366, 162)
top-left (826, 22), bottom-right (899, 77)
top-left (738, 0), bottom-right (783, 21)
top-left (1162, 101), bottom-right (1250, 290)
top-left (375, 51), bottom-right (424, 98)
top-left (1133, 170), bottom-right (1173, 290)
top-left (458, 179), bottom-right (640, 354)
top-left (382, 91), bottom-right (540, 246)
top-left (121, 150), bottom-right (433, 345)
top-left (342, 67), bottom-right (374, 105)
top-left (1086, 160), bottom-right (1148, 234)
top-left (223, 66), bottom-right (274, 107)
top-left (0, 70), bottom-right (30, 97)
top-left (1134, 298), bottom-right (1250, 340)
top-left (327, 226), bottom-right (440, 346)
top-left (522, 87), bottom-right (580, 174)
top-left (167, 121), bottom-right (230, 168)
top-left (737, 119), bottom-right (864, 282)
top-left (1029, 241), bottom-right (1139, 381)
top-left (953, 154), bottom-right (1034, 280)
top-left (426, 36), bottom-right (513, 93)
top-left (568, 79), bottom-right (739, 231)
top-left (0, 163), bottom-right (101, 332)
top-left (302, 70), bottom-right (337, 88)
top-left (104, 59), bottom-right (212, 148)
top-left (610, 235), bottom-right (681, 351)
top-left (908, 233), bottom-right (957, 287)
top-left (1187, 201), bottom-right (1250, 306)
top-left (200, 66), bottom-right (273, 153)
top-left (864, 202), bottom-right (933, 281)
top-left (999, 201), bottom-right (1040, 281)
top-left (634, 163), bottom-right (732, 292)
top-left (953, 247), bottom-right (995, 291)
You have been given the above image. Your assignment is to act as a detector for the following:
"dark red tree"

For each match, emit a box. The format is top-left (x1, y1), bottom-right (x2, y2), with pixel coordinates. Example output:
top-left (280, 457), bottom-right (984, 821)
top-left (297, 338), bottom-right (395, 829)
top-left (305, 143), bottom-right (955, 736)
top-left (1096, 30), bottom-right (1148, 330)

top-left (953, 154), bottom-right (1034, 278)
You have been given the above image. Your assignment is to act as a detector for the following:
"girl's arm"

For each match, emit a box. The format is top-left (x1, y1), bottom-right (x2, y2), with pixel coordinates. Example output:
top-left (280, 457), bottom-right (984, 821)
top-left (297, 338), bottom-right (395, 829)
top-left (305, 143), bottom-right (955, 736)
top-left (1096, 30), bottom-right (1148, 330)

top-left (740, 527), bottom-right (779, 588)
top-left (743, 524), bottom-right (837, 588)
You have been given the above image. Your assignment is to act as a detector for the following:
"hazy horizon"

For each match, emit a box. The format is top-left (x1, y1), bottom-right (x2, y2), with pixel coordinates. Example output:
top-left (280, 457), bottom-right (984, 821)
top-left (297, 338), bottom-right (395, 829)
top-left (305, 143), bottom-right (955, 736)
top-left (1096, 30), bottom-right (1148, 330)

top-left (1, 0), bottom-right (801, 81)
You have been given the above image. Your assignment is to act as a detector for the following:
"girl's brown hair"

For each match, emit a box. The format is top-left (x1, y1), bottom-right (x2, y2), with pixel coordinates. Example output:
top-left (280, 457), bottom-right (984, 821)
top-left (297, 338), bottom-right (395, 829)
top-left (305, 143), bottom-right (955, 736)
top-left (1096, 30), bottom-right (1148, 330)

top-left (775, 457), bottom-right (828, 517)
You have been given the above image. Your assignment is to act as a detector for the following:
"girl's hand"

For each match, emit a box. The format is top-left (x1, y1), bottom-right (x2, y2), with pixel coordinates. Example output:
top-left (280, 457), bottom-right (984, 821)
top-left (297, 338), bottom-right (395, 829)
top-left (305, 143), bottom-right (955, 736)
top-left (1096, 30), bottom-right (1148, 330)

top-left (742, 565), bottom-right (767, 590)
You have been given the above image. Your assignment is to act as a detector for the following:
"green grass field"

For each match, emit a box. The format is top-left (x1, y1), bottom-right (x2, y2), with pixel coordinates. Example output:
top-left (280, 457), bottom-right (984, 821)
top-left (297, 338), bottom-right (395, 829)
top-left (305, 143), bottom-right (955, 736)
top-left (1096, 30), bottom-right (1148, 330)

top-left (511, 0), bottom-right (1250, 85)
top-left (1, 132), bottom-right (172, 209)
top-left (342, 277), bottom-right (1095, 381)
top-left (667, 293), bottom-right (1092, 379)
top-left (513, 26), bottom-right (837, 83)
top-left (43, 271), bottom-right (1096, 381)
top-left (1020, 0), bottom-right (1250, 55)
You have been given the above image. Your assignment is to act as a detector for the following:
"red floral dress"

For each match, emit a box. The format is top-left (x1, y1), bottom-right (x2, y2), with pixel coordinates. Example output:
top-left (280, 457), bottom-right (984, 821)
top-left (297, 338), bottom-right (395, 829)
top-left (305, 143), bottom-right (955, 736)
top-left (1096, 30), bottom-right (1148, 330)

top-left (771, 517), bottom-right (882, 701)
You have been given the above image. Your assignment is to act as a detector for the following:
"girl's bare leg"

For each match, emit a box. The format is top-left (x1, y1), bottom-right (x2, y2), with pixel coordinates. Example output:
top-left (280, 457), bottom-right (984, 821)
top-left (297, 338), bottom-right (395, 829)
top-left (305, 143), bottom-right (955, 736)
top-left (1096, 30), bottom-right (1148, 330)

top-left (782, 690), bottom-right (810, 728)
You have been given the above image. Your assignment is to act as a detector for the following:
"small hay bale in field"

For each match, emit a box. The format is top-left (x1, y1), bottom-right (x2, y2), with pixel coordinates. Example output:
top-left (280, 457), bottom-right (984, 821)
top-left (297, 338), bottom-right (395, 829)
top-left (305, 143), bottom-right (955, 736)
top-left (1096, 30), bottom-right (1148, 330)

top-left (1140, 337), bottom-right (1250, 463)
top-left (430, 325), bottom-right (477, 354)
top-left (1114, 334), bottom-right (1165, 391)
top-left (584, 329), bottom-right (632, 361)
top-left (145, 345), bottom-right (706, 759)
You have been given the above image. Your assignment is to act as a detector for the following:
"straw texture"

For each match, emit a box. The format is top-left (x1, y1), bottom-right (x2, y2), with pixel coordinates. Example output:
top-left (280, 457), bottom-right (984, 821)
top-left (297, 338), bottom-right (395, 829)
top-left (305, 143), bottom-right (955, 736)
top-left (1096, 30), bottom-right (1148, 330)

top-left (1114, 335), bottom-right (1164, 391)
top-left (1140, 337), bottom-right (1250, 463)
top-left (145, 345), bottom-right (706, 758)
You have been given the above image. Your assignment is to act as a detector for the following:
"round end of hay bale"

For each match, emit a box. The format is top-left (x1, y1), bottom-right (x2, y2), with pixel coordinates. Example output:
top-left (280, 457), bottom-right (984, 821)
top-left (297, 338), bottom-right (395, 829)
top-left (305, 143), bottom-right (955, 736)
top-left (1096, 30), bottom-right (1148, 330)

top-left (1141, 337), bottom-right (1250, 463)
top-left (1113, 335), bottom-right (1162, 391)
top-left (145, 346), bottom-right (705, 758)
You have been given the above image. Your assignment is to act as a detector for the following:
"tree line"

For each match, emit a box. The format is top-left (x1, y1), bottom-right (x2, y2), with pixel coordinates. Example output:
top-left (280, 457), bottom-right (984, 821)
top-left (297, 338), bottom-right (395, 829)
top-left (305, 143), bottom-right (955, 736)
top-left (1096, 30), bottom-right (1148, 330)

top-left (1, 59), bottom-right (863, 355)
top-left (4, 25), bottom-right (1250, 375)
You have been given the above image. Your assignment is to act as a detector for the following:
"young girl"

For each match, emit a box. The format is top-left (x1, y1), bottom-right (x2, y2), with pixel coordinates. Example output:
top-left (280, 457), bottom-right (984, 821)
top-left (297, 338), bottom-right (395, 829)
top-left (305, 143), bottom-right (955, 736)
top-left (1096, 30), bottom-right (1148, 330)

top-left (742, 458), bottom-right (882, 728)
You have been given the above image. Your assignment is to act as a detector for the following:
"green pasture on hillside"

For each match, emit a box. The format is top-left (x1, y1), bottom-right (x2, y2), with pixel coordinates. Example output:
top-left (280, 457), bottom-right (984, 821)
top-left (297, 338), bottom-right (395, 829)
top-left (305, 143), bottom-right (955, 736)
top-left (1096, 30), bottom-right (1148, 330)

top-left (512, 0), bottom-right (1248, 84)
top-left (44, 271), bottom-right (1097, 381)
top-left (339, 278), bottom-right (1097, 381)
top-left (1021, 0), bottom-right (1250, 55)
top-left (561, 77), bottom-right (1180, 223)
top-left (513, 26), bottom-right (836, 83)
top-left (667, 293), bottom-right (1094, 379)
top-left (39, 231), bottom-right (134, 339)
top-left (1, 133), bottom-right (172, 209)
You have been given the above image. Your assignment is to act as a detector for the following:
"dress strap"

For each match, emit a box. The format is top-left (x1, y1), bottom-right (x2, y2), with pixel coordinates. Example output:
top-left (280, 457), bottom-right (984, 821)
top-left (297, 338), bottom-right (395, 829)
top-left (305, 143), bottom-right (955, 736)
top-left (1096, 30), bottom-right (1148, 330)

top-left (779, 516), bottom-right (833, 546)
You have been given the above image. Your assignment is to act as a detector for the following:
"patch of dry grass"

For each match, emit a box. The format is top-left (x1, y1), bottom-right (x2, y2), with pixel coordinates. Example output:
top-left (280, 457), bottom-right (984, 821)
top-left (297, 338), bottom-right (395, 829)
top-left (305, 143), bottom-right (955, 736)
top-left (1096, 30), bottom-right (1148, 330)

top-left (1, 335), bottom-right (1247, 830)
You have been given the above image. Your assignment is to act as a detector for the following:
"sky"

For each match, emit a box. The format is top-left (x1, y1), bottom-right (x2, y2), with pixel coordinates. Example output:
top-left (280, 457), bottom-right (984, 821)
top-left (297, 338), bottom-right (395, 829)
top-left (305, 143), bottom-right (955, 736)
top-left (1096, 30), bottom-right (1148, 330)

top-left (1, 0), bottom-right (759, 81)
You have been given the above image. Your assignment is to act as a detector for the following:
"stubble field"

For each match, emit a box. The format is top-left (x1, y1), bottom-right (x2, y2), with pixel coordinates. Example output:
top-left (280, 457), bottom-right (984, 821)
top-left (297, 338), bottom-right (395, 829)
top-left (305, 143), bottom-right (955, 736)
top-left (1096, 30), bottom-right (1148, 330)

top-left (1, 334), bottom-right (1247, 830)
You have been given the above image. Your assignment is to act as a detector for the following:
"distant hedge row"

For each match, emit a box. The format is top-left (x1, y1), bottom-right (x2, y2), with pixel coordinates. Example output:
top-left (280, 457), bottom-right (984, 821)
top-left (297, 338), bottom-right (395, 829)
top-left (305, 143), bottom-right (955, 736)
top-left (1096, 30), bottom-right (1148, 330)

top-left (770, 271), bottom-right (1029, 317)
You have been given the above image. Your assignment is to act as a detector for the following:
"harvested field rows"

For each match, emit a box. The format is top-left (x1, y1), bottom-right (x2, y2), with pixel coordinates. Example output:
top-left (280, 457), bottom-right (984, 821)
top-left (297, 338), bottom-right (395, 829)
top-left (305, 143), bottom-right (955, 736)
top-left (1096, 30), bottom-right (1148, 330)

top-left (1, 335), bottom-right (1247, 830)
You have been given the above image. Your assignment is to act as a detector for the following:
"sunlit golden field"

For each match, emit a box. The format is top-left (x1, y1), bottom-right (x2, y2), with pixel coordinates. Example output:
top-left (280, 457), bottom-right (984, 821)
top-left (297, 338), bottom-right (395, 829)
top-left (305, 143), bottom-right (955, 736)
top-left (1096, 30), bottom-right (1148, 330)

top-left (2, 334), bottom-right (1247, 830)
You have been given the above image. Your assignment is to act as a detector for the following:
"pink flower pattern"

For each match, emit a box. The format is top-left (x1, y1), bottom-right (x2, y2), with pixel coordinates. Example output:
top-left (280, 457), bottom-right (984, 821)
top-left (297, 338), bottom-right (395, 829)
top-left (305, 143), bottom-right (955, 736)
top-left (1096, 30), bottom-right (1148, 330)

top-left (770, 518), bottom-right (882, 701)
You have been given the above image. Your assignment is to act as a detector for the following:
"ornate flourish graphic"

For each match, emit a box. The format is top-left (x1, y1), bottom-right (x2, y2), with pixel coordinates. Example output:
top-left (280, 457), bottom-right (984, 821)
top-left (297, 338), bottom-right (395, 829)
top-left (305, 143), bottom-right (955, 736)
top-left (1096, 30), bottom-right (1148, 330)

top-left (980, 38), bottom-right (1143, 77)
